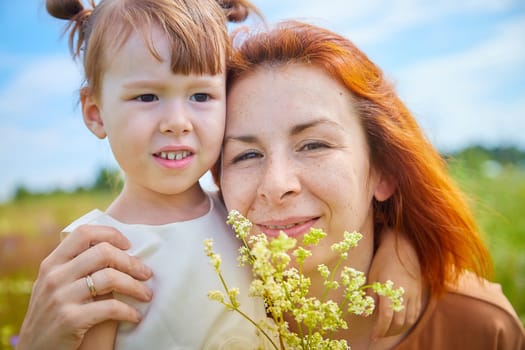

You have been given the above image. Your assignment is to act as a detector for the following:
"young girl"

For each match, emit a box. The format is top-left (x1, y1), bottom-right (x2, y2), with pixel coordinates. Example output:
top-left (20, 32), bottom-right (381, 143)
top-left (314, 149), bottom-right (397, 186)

top-left (46, 0), bottom-right (266, 349)
top-left (17, 1), bottom-right (422, 349)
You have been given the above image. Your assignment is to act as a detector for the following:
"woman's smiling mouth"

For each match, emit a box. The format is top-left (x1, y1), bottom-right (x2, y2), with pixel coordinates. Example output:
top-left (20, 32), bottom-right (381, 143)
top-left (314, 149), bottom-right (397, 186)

top-left (257, 217), bottom-right (319, 238)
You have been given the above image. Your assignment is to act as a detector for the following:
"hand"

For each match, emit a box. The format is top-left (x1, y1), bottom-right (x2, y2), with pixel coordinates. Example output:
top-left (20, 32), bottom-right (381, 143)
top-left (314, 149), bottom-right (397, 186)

top-left (16, 224), bottom-right (153, 350)
top-left (369, 227), bottom-right (424, 340)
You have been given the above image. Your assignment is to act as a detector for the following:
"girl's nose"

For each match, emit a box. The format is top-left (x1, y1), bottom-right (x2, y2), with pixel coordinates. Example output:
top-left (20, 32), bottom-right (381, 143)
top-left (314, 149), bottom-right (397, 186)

top-left (159, 102), bottom-right (193, 136)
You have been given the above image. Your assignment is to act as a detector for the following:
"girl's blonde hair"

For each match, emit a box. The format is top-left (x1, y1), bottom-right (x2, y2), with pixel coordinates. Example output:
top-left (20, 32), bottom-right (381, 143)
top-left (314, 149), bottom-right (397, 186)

top-left (46, 0), bottom-right (260, 98)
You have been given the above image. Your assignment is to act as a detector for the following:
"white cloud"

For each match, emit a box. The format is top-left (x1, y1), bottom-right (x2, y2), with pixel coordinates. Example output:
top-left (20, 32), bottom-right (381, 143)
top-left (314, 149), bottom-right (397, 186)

top-left (396, 16), bottom-right (525, 150)
top-left (0, 53), bottom-right (109, 201)
top-left (1, 1), bottom-right (523, 202)
top-left (253, 1), bottom-right (525, 151)
top-left (256, 0), bottom-right (522, 46)
top-left (0, 118), bottom-right (115, 201)
top-left (0, 54), bottom-right (82, 117)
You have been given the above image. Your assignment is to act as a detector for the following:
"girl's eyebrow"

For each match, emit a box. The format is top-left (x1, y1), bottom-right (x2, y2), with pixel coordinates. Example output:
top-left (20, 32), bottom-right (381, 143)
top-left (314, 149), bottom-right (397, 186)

top-left (122, 80), bottom-right (164, 89)
top-left (122, 75), bottom-right (223, 89)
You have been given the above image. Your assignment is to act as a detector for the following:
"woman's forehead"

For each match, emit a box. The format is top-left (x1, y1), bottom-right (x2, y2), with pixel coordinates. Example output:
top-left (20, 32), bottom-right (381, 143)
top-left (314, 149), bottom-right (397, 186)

top-left (226, 64), bottom-right (359, 130)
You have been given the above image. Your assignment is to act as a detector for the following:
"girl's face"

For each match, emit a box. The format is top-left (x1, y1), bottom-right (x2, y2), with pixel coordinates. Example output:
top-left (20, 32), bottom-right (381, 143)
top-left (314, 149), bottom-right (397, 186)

top-left (82, 25), bottom-right (226, 200)
top-left (221, 64), bottom-right (392, 273)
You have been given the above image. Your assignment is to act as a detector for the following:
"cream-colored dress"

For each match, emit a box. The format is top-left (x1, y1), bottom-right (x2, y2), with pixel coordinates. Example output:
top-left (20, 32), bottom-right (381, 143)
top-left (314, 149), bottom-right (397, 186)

top-left (62, 192), bottom-right (268, 349)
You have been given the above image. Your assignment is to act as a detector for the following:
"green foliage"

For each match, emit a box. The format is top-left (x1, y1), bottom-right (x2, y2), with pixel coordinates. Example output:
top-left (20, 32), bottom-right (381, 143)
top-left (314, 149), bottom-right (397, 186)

top-left (446, 151), bottom-right (525, 325)
top-left (207, 211), bottom-right (404, 349)
top-left (12, 186), bottom-right (31, 201)
top-left (9, 167), bottom-right (122, 204)
top-left (92, 168), bottom-right (124, 192)
top-left (446, 144), bottom-right (525, 169)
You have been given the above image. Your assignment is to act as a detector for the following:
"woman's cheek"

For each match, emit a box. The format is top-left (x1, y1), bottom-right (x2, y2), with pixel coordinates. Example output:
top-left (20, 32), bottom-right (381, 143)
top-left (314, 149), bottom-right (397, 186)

top-left (222, 168), bottom-right (252, 212)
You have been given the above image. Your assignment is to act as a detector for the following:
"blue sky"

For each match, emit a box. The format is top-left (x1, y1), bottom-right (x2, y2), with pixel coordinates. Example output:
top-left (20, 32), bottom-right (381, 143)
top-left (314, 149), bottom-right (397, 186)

top-left (1, 0), bottom-right (524, 202)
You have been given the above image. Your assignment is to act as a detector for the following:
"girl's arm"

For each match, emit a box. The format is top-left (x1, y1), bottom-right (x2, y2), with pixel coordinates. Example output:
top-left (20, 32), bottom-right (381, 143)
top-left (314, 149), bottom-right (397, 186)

top-left (78, 319), bottom-right (118, 350)
top-left (369, 227), bottom-right (424, 340)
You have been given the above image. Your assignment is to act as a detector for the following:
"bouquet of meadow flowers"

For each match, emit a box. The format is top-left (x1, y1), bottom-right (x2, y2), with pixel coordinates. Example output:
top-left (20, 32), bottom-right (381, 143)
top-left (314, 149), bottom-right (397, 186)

top-left (204, 210), bottom-right (404, 350)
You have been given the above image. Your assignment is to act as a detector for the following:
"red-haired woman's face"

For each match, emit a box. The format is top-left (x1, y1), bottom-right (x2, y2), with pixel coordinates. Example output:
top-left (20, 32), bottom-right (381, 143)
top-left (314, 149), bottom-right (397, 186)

top-left (221, 64), bottom-right (392, 274)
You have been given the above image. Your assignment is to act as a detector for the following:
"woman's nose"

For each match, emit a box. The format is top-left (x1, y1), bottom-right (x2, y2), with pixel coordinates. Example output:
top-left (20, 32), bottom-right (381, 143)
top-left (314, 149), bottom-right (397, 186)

top-left (159, 102), bottom-right (193, 136)
top-left (256, 156), bottom-right (301, 204)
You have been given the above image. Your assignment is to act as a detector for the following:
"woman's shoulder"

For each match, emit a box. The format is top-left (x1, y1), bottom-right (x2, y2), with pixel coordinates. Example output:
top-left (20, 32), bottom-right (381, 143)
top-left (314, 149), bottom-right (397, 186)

top-left (434, 277), bottom-right (524, 349)
top-left (446, 271), bottom-right (521, 324)
top-left (397, 272), bottom-right (525, 349)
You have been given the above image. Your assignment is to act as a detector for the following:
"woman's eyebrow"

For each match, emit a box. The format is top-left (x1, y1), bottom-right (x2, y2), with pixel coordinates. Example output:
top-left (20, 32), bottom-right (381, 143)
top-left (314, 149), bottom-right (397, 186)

top-left (224, 119), bottom-right (344, 144)
top-left (223, 134), bottom-right (257, 144)
top-left (291, 118), bottom-right (344, 135)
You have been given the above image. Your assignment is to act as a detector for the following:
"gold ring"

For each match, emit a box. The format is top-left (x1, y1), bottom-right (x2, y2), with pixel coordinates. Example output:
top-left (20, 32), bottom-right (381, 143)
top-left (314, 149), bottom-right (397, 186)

top-left (85, 275), bottom-right (97, 298)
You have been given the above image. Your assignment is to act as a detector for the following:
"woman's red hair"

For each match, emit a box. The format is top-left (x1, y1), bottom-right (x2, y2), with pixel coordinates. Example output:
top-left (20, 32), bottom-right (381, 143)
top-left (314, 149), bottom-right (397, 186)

top-left (213, 21), bottom-right (492, 297)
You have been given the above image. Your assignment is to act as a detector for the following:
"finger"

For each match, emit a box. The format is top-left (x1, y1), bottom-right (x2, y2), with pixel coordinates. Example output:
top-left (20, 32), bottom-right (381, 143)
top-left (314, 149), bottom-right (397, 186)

top-left (37, 241), bottom-right (153, 305)
top-left (383, 299), bottom-right (407, 337)
top-left (372, 296), bottom-right (394, 340)
top-left (405, 296), bottom-right (420, 328)
top-left (71, 241), bottom-right (152, 280)
top-left (76, 268), bottom-right (153, 302)
top-left (52, 224), bottom-right (131, 264)
top-left (72, 299), bottom-right (143, 327)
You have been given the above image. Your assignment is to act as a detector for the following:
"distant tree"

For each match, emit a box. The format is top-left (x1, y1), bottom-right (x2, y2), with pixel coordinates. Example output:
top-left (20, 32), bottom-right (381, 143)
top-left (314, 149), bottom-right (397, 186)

top-left (92, 168), bottom-right (123, 192)
top-left (447, 145), bottom-right (525, 169)
top-left (489, 146), bottom-right (525, 165)
top-left (13, 186), bottom-right (32, 201)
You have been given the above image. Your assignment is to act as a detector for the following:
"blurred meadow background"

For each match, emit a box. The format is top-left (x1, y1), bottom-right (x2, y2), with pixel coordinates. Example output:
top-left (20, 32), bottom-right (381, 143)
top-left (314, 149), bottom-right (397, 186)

top-left (1, 1), bottom-right (524, 349)
top-left (1, 148), bottom-right (524, 348)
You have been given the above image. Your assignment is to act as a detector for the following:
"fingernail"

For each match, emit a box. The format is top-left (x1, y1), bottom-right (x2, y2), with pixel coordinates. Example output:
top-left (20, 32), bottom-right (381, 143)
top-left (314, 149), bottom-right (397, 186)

top-left (142, 265), bottom-right (153, 278)
top-left (146, 287), bottom-right (153, 300)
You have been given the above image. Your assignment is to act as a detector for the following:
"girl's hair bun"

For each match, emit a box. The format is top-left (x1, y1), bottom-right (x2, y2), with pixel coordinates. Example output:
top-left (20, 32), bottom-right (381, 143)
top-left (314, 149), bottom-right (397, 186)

top-left (46, 0), bottom-right (84, 20)
top-left (218, 0), bottom-right (262, 23)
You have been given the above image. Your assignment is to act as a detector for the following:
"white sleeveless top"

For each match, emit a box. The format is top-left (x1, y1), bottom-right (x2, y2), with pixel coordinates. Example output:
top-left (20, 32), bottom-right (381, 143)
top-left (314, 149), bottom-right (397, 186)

top-left (62, 192), bottom-right (268, 349)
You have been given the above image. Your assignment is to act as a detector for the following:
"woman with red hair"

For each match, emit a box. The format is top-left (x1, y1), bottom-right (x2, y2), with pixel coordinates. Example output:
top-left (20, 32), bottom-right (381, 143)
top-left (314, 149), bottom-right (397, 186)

top-left (216, 20), bottom-right (525, 348)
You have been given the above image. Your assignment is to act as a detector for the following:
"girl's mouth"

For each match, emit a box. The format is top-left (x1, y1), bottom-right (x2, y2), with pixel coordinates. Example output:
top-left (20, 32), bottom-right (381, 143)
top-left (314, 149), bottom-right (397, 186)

top-left (155, 150), bottom-right (192, 160)
top-left (153, 150), bottom-right (194, 169)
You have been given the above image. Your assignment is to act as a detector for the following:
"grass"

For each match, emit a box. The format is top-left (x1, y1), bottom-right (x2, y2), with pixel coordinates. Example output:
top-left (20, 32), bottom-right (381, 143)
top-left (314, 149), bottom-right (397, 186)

top-left (448, 159), bottom-right (525, 324)
top-left (0, 191), bottom-right (116, 349)
top-left (0, 160), bottom-right (524, 349)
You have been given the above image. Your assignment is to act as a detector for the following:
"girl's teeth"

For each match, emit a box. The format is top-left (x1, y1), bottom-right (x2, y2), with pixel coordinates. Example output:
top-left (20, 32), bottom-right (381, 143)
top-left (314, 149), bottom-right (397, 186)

top-left (159, 151), bottom-right (189, 160)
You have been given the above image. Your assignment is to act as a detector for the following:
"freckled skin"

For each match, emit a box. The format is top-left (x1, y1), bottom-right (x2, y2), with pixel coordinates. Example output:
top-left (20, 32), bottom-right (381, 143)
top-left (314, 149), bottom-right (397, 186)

top-left (221, 64), bottom-right (388, 277)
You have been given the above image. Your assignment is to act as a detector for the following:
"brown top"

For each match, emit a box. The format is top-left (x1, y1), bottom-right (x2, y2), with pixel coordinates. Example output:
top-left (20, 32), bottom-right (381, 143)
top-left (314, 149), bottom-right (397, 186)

top-left (396, 273), bottom-right (525, 349)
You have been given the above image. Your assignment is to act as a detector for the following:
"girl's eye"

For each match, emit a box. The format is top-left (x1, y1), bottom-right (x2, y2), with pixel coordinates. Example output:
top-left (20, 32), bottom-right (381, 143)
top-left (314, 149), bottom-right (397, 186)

top-left (232, 151), bottom-right (262, 163)
top-left (299, 141), bottom-right (328, 151)
top-left (190, 93), bottom-right (211, 102)
top-left (135, 94), bottom-right (158, 102)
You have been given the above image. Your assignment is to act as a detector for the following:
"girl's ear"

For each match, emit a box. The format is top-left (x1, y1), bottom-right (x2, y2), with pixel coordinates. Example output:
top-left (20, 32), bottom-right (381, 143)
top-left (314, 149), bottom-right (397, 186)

top-left (81, 88), bottom-right (106, 139)
top-left (374, 172), bottom-right (396, 202)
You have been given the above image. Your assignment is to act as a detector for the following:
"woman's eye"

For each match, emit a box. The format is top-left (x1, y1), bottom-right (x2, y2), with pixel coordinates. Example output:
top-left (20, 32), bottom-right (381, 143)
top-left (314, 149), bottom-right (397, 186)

top-left (232, 151), bottom-right (261, 163)
top-left (300, 142), bottom-right (328, 151)
top-left (190, 93), bottom-right (211, 102)
top-left (134, 94), bottom-right (158, 102)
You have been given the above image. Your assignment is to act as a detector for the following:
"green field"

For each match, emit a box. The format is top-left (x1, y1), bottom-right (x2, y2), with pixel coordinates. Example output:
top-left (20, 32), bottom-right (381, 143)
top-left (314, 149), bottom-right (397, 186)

top-left (1, 148), bottom-right (524, 349)
top-left (448, 153), bottom-right (525, 325)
